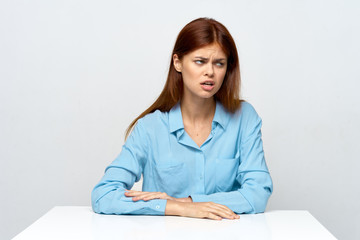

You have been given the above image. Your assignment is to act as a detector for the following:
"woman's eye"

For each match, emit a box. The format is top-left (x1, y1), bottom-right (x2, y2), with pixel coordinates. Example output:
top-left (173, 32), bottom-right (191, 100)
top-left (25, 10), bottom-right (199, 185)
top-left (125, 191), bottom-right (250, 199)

top-left (215, 62), bottom-right (225, 67)
top-left (195, 60), bottom-right (204, 64)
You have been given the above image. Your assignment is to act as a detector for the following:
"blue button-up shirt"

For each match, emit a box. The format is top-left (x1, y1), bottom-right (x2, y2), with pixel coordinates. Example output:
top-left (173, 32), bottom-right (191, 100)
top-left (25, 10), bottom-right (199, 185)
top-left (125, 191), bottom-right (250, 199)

top-left (92, 101), bottom-right (273, 215)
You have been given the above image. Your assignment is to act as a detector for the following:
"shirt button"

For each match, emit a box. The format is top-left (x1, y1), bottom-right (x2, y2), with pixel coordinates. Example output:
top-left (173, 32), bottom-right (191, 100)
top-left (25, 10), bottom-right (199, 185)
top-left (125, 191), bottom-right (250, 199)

top-left (200, 176), bottom-right (203, 180)
top-left (155, 205), bottom-right (160, 209)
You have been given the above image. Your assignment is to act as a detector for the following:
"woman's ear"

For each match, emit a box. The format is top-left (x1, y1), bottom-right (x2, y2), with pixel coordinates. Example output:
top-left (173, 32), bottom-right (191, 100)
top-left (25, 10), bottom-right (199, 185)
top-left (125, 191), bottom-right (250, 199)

top-left (173, 54), bottom-right (182, 72)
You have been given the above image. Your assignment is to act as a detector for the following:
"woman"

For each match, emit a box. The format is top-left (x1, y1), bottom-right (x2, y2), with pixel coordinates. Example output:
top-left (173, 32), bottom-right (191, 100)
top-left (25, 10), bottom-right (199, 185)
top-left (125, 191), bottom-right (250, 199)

top-left (92, 17), bottom-right (273, 220)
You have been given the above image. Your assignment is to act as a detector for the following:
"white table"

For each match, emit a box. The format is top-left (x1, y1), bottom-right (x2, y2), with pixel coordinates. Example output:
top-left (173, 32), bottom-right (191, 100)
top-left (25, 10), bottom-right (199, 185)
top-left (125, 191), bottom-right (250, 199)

top-left (13, 206), bottom-right (336, 240)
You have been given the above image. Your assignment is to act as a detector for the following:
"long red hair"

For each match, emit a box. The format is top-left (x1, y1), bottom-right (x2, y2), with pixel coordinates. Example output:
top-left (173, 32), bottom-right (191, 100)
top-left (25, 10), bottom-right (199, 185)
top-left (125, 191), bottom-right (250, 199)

top-left (125, 17), bottom-right (242, 139)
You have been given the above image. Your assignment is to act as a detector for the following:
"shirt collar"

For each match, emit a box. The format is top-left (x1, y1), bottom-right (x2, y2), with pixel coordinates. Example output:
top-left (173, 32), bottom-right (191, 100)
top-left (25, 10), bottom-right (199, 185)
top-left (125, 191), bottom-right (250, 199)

top-left (212, 101), bottom-right (230, 130)
top-left (169, 102), bottom-right (184, 133)
top-left (169, 101), bottom-right (229, 134)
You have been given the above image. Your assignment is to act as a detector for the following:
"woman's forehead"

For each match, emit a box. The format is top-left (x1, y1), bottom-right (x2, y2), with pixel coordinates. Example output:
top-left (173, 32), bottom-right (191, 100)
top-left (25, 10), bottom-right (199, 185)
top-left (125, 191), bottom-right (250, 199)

top-left (189, 43), bottom-right (227, 58)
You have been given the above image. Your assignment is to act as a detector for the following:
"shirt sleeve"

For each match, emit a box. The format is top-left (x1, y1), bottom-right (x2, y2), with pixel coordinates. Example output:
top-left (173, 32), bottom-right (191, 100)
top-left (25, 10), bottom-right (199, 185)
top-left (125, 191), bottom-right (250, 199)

top-left (190, 105), bottom-right (273, 214)
top-left (91, 119), bottom-right (167, 215)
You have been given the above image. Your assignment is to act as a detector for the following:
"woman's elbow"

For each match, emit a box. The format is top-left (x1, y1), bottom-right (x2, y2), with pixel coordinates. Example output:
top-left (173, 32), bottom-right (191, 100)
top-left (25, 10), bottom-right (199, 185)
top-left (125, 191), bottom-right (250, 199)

top-left (251, 186), bottom-right (272, 213)
top-left (91, 189), bottom-right (103, 214)
top-left (91, 185), bottom-right (115, 214)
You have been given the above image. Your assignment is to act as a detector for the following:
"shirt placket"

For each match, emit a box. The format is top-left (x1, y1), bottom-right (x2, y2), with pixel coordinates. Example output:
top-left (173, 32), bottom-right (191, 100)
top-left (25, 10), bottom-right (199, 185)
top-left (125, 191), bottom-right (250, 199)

top-left (195, 150), bottom-right (205, 194)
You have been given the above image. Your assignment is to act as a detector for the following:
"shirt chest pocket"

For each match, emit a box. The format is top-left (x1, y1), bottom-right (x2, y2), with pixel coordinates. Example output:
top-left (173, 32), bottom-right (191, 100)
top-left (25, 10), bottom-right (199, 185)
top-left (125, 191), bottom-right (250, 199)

top-left (215, 157), bottom-right (239, 192)
top-left (153, 161), bottom-right (189, 197)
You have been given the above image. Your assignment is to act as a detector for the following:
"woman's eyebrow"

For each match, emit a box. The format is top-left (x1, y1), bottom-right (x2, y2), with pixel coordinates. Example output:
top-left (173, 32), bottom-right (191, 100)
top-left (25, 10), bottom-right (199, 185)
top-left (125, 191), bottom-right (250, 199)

top-left (194, 56), bottom-right (208, 60)
top-left (194, 56), bottom-right (226, 61)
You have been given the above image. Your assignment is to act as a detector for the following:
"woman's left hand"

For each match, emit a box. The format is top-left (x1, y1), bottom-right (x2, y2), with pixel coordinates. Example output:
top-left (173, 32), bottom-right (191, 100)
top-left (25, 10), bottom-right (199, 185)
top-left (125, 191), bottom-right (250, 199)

top-left (124, 190), bottom-right (192, 202)
top-left (125, 190), bottom-right (176, 202)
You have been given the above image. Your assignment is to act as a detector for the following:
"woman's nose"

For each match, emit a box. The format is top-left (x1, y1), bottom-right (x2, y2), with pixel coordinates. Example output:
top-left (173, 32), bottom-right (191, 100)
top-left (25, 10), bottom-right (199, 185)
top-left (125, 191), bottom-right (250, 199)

top-left (204, 63), bottom-right (214, 77)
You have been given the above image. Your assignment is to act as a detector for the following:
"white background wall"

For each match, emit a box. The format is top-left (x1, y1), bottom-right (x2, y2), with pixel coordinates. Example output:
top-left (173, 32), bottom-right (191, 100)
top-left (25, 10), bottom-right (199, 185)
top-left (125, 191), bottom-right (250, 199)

top-left (1, 0), bottom-right (359, 239)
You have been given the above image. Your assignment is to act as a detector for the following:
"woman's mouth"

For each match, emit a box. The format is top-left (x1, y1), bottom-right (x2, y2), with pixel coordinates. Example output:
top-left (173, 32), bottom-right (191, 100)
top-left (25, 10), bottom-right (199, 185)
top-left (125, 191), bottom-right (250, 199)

top-left (200, 81), bottom-right (215, 91)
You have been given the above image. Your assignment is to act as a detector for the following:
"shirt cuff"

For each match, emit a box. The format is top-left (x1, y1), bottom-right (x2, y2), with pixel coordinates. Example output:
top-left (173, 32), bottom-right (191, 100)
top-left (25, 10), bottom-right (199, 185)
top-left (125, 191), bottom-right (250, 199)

top-left (149, 199), bottom-right (167, 215)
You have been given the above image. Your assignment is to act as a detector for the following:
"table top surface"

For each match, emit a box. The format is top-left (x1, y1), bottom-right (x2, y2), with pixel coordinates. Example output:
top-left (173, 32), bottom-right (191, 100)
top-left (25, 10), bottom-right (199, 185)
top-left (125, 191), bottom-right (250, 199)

top-left (13, 206), bottom-right (336, 240)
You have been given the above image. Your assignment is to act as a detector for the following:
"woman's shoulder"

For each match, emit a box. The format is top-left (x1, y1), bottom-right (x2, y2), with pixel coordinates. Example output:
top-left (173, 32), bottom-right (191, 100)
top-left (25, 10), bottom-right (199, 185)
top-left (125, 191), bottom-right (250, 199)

top-left (237, 101), bottom-right (262, 128)
top-left (137, 109), bottom-right (168, 128)
top-left (239, 101), bottom-right (258, 115)
top-left (223, 101), bottom-right (262, 135)
top-left (226, 100), bottom-right (262, 129)
top-left (229, 100), bottom-right (260, 120)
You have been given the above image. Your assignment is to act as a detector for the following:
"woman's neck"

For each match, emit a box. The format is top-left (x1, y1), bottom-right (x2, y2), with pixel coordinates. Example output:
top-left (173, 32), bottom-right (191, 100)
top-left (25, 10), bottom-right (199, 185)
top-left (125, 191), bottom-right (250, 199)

top-left (180, 97), bottom-right (216, 125)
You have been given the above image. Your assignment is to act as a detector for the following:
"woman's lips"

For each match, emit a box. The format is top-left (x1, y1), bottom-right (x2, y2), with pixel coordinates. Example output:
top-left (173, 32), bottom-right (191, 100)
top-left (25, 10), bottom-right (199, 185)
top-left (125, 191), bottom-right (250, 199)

top-left (200, 81), bottom-right (215, 91)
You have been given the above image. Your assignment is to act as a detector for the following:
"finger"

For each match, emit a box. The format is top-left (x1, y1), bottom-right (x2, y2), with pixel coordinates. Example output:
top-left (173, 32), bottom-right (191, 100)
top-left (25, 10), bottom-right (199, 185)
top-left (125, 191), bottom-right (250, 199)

top-left (125, 191), bottom-right (173, 201)
top-left (211, 202), bottom-right (234, 213)
top-left (124, 191), bottom-right (151, 200)
top-left (209, 203), bottom-right (238, 219)
top-left (139, 192), bottom-right (171, 201)
top-left (125, 190), bottom-right (149, 197)
top-left (208, 208), bottom-right (233, 219)
top-left (206, 212), bottom-right (222, 220)
top-left (206, 204), bottom-right (238, 219)
top-left (132, 192), bottom-right (167, 201)
top-left (125, 190), bottom-right (142, 194)
top-left (134, 192), bottom-right (160, 201)
top-left (207, 203), bottom-right (233, 215)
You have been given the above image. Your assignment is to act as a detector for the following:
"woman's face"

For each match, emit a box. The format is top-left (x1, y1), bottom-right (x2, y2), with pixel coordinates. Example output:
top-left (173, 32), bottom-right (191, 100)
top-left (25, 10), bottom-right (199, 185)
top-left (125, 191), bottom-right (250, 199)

top-left (173, 43), bottom-right (227, 101)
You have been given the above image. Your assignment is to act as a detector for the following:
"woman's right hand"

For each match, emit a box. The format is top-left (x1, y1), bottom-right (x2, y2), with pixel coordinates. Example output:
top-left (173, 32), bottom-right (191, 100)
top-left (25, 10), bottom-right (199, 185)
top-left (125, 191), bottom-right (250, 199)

top-left (165, 200), bottom-right (239, 220)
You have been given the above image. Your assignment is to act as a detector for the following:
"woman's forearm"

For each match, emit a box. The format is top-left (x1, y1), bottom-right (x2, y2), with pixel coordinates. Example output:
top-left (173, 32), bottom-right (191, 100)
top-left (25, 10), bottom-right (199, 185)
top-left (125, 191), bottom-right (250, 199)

top-left (122, 190), bottom-right (239, 220)
top-left (165, 200), bottom-right (239, 220)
